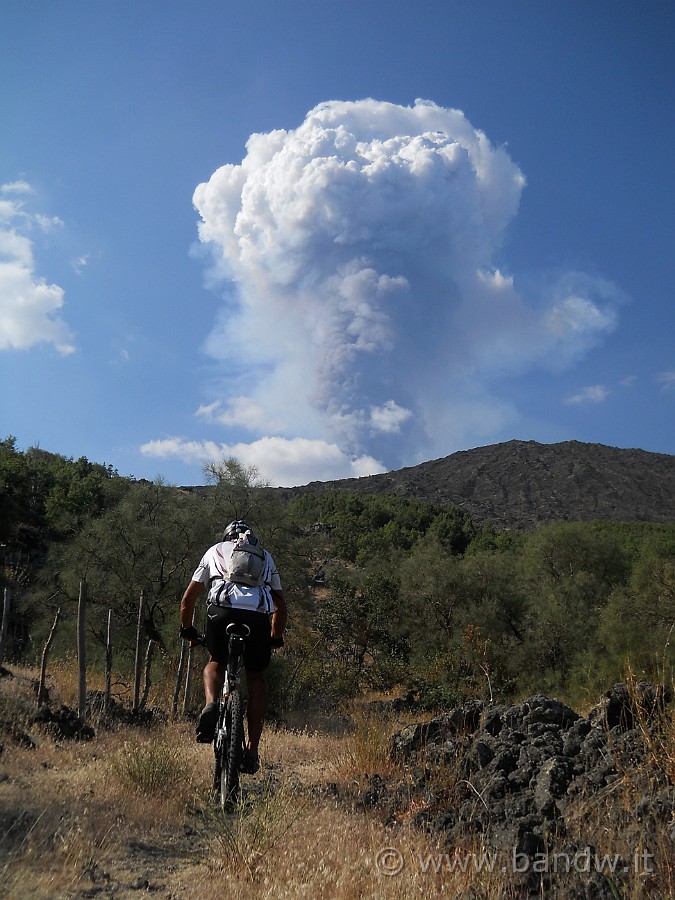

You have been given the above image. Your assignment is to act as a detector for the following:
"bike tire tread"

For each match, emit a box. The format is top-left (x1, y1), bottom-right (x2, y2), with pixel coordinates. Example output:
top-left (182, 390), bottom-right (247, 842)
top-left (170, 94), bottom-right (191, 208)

top-left (220, 691), bottom-right (245, 811)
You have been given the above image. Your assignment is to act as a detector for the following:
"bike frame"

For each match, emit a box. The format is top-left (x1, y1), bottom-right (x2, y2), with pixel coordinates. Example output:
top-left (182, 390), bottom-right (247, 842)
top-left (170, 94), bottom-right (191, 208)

top-left (222, 622), bottom-right (249, 697)
top-left (213, 622), bottom-right (250, 809)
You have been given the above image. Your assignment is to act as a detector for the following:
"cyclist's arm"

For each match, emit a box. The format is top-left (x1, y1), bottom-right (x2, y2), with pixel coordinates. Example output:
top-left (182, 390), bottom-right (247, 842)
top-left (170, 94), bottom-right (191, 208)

top-left (270, 589), bottom-right (287, 640)
top-left (180, 580), bottom-right (205, 637)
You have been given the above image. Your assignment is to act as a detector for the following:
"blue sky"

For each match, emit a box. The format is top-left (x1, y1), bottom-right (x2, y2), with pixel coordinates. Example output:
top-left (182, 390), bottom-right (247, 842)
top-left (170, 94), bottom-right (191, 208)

top-left (1, 0), bottom-right (673, 486)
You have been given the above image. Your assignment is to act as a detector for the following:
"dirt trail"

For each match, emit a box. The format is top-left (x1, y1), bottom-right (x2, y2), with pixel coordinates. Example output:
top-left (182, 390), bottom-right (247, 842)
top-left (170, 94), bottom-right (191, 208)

top-left (60, 762), bottom-right (319, 898)
top-left (70, 827), bottom-right (203, 898)
top-left (2, 667), bottom-right (397, 899)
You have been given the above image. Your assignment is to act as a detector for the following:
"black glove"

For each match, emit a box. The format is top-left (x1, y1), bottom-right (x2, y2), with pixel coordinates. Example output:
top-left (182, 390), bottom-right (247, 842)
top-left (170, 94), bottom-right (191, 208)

top-left (180, 625), bottom-right (202, 643)
top-left (270, 636), bottom-right (284, 649)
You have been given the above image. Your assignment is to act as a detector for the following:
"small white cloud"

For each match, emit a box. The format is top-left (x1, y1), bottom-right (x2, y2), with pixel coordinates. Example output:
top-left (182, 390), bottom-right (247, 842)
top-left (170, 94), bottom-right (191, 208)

top-left (369, 399), bottom-right (413, 433)
top-left (195, 400), bottom-right (221, 419)
top-left (657, 371), bottom-right (675, 392)
top-left (0, 200), bottom-right (19, 224)
top-left (546, 295), bottom-right (617, 339)
top-left (34, 213), bottom-right (64, 231)
top-left (619, 375), bottom-right (637, 387)
top-left (72, 255), bottom-right (89, 275)
top-left (563, 384), bottom-right (611, 406)
top-left (0, 182), bottom-right (74, 354)
top-left (140, 434), bottom-right (386, 486)
top-left (196, 396), bottom-right (274, 432)
top-left (0, 180), bottom-right (32, 195)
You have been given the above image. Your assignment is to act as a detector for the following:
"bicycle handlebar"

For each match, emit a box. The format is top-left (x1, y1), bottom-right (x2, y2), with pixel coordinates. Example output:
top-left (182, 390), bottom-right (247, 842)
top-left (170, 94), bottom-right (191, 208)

top-left (179, 625), bottom-right (206, 645)
top-left (180, 625), bottom-right (284, 649)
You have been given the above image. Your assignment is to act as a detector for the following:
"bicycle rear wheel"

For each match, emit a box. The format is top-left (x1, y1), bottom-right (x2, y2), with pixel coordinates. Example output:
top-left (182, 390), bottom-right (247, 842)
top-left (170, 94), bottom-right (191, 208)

top-left (220, 690), bottom-right (245, 811)
top-left (212, 699), bottom-right (226, 792)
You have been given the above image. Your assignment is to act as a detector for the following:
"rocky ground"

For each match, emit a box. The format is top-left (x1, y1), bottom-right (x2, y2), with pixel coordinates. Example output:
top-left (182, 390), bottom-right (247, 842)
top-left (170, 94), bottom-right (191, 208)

top-left (340, 682), bottom-right (675, 897)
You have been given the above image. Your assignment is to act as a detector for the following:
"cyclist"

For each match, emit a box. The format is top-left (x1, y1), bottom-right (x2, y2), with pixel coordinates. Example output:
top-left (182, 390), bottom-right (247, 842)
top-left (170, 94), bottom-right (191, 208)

top-left (179, 520), bottom-right (287, 773)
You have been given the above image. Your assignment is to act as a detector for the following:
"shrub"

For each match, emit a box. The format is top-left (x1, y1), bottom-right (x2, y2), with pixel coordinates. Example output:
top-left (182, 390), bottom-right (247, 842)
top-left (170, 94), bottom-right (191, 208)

top-left (112, 734), bottom-right (185, 796)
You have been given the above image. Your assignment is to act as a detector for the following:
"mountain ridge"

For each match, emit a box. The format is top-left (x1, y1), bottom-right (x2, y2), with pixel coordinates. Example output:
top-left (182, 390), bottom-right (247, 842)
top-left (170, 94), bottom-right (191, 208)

top-left (276, 439), bottom-right (675, 529)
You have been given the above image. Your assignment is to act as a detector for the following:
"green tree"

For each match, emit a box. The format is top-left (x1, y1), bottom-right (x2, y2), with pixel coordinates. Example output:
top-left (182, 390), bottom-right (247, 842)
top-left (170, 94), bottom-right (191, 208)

top-left (203, 457), bottom-right (270, 521)
top-left (0, 437), bottom-right (34, 545)
top-left (399, 539), bottom-right (472, 654)
top-left (315, 573), bottom-right (408, 696)
top-left (599, 554), bottom-right (675, 681)
top-left (398, 539), bottom-right (525, 701)
top-left (518, 523), bottom-right (630, 691)
top-left (41, 481), bottom-right (211, 660)
top-left (44, 456), bottom-right (128, 536)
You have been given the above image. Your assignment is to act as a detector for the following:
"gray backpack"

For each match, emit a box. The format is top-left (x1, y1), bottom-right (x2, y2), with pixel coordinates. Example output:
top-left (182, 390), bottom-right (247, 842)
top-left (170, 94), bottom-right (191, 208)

top-left (226, 532), bottom-right (266, 587)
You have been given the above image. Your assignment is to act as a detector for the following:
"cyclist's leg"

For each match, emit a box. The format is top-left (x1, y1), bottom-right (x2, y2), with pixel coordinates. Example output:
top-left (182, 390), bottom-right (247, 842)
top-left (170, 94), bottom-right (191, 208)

top-left (198, 605), bottom-right (230, 742)
top-left (197, 661), bottom-right (222, 741)
top-left (197, 688), bottom-right (220, 742)
top-left (204, 604), bottom-right (231, 699)
top-left (245, 669), bottom-right (267, 752)
top-left (240, 611), bottom-right (272, 762)
top-left (203, 659), bottom-right (225, 703)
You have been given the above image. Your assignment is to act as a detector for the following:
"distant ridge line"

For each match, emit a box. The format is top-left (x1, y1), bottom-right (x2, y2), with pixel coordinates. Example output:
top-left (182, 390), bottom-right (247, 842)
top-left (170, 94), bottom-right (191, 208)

top-left (275, 440), bottom-right (675, 529)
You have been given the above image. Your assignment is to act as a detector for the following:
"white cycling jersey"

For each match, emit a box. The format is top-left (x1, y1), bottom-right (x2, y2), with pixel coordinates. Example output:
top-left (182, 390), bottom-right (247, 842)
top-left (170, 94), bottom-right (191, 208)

top-left (191, 540), bottom-right (282, 614)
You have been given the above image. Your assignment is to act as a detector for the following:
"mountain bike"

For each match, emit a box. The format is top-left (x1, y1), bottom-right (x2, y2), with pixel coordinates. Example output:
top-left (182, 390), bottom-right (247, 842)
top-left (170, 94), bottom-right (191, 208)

top-left (211, 621), bottom-right (250, 811)
top-left (192, 622), bottom-right (283, 810)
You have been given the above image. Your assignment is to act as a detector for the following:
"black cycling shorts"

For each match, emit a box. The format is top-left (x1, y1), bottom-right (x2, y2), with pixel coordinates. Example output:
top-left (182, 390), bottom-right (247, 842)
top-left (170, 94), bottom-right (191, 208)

top-left (205, 605), bottom-right (272, 673)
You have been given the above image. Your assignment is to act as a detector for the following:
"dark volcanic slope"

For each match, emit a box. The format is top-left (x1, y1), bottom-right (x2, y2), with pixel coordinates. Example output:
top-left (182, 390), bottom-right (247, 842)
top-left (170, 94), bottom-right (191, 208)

top-left (279, 440), bottom-right (675, 529)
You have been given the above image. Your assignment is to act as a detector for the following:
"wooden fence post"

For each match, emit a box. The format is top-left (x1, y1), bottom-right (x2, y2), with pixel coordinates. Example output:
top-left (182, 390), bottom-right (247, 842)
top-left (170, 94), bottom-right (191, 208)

top-left (172, 638), bottom-right (188, 717)
top-left (77, 580), bottom-right (87, 720)
top-left (0, 588), bottom-right (10, 667)
top-left (174, 607), bottom-right (198, 717)
top-left (182, 644), bottom-right (195, 717)
top-left (140, 640), bottom-right (155, 710)
top-left (133, 590), bottom-right (145, 711)
top-left (38, 607), bottom-right (61, 707)
top-left (104, 608), bottom-right (113, 713)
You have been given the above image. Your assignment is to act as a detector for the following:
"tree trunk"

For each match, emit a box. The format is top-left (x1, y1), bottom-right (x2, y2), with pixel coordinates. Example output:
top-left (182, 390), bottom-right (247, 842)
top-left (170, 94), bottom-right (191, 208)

top-left (0, 588), bottom-right (10, 667)
top-left (133, 590), bottom-right (145, 711)
top-left (77, 580), bottom-right (87, 720)
top-left (38, 607), bottom-right (61, 708)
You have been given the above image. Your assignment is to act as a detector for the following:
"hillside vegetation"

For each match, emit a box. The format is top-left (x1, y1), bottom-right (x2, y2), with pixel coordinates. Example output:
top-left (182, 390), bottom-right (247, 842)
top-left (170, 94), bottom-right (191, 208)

top-left (1, 436), bottom-right (674, 707)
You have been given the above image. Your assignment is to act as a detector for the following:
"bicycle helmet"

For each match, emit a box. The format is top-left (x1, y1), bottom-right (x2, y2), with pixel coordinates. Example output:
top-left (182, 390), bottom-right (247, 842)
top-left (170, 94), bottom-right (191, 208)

top-left (223, 520), bottom-right (252, 541)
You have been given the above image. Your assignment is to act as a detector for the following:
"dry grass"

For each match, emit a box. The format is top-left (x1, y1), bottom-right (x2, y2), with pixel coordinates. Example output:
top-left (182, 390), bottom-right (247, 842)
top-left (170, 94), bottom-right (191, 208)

top-left (329, 710), bottom-right (401, 783)
top-left (0, 722), bottom-right (205, 894)
top-left (2, 667), bottom-right (674, 898)
top-left (0, 666), bottom-right (204, 896)
top-left (260, 723), bottom-right (342, 787)
top-left (197, 802), bottom-right (451, 899)
top-left (627, 671), bottom-right (675, 784)
top-left (204, 774), bottom-right (310, 882)
top-left (0, 714), bottom-right (459, 899)
top-left (0, 671), bottom-right (521, 899)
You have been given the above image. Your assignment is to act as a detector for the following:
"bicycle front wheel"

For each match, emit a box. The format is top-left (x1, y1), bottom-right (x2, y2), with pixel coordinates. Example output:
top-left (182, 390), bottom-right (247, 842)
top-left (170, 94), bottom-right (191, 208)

top-left (220, 691), bottom-right (245, 811)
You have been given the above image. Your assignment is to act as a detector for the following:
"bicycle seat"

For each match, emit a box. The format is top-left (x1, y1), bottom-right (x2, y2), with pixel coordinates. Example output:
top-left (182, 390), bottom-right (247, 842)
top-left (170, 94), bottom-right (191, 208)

top-left (225, 622), bottom-right (251, 638)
